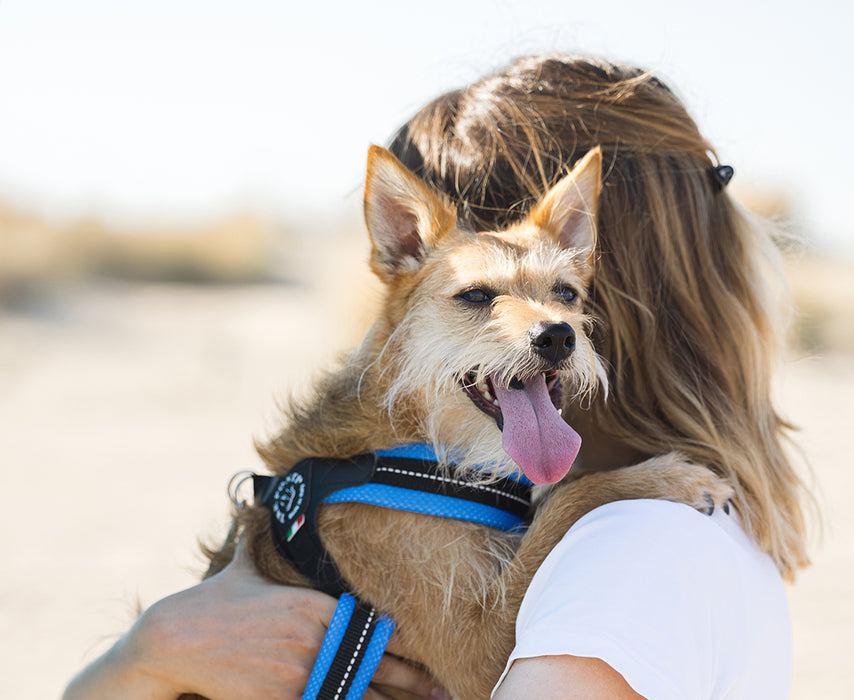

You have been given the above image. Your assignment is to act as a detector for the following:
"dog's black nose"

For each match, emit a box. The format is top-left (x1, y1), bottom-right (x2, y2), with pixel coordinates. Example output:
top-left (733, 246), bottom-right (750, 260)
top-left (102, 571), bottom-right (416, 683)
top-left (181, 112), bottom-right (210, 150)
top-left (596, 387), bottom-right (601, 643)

top-left (529, 322), bottom-right (575, 364)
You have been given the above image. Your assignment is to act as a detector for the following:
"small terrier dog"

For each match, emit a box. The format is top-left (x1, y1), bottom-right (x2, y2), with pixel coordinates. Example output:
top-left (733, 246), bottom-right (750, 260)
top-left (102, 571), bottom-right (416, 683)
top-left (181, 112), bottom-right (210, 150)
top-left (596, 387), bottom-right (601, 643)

top-left (203, 145), bottom-right (731, 699)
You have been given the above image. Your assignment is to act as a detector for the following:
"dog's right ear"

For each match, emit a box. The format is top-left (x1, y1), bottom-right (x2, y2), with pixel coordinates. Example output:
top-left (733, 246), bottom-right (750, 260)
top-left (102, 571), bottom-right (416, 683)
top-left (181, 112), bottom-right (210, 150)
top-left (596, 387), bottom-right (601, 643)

top-left (364, 145), bottom-right (456, 283)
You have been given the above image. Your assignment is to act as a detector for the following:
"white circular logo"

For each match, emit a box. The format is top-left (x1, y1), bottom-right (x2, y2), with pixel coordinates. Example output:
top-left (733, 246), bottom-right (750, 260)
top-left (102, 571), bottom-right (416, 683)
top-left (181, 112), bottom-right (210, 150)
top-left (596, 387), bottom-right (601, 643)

top-left (272, 471), bottom-right (306, 525)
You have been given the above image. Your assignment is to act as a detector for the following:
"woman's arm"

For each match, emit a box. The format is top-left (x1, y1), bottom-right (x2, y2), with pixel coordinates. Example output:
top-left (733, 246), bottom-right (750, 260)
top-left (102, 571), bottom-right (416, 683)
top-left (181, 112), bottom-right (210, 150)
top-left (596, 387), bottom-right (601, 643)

top-left (493, 656), bottom-right (644, 700)
top-left (63, 541), bottom-right (444, 700)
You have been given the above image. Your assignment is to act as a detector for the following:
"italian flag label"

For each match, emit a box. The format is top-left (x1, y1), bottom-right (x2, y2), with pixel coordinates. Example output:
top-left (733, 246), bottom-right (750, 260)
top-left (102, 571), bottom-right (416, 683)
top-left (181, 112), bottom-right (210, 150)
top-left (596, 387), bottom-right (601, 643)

top-left (286, 514), bottom-right (306, 542)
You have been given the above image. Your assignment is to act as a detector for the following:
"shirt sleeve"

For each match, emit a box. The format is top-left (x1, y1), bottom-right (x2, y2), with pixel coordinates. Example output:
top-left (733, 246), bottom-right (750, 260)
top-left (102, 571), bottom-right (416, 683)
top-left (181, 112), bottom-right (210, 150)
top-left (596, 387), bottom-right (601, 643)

top-left (493, 499), bottom-right (792, 700)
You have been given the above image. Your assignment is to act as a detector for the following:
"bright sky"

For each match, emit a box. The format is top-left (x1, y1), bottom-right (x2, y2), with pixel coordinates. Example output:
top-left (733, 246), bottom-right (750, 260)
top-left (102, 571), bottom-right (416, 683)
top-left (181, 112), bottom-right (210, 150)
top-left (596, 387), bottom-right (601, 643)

top-left (0, 0), bottom-right (851, 251)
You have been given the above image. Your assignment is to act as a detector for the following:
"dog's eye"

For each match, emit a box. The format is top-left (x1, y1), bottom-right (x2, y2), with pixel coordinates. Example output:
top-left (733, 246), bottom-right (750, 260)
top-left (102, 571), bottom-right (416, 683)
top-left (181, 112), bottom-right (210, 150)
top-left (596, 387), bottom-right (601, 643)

top-left (554, 285), bottom-right (578, 304)
top-left (456, 287), bottom-right (495, 305)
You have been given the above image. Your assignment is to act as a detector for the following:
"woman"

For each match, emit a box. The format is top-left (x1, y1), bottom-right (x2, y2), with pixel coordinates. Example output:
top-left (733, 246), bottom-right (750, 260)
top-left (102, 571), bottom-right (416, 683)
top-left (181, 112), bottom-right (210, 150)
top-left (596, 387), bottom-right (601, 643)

top-left (64, 55), bottom-right (812, 699)
top-left (388, 56), bottom-right (811, 698)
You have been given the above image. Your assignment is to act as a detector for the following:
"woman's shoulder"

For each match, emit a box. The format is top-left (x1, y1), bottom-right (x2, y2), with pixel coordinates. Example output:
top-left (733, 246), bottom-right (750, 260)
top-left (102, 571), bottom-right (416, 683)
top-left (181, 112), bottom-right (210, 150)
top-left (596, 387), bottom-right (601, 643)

top-left (572, 496), bottom-right (732, 531)
top-left (539, 497), bottom-right (782, 595)
top-left (565, 497), bottom-right (761, 560)
top-left (509, 497), bottom-right (792, 699)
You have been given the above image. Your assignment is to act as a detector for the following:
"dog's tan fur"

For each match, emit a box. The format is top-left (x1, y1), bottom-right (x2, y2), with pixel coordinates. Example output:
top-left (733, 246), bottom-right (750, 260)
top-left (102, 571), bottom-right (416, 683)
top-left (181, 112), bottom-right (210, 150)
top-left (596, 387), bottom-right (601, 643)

top-left (200, 146), bottom-right (732, 700)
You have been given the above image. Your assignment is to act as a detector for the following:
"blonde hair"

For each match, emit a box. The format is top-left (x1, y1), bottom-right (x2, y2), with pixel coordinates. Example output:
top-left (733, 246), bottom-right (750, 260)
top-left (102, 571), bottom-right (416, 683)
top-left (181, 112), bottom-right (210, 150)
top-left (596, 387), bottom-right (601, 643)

top-left (389, 54), bottom-right (812, 578)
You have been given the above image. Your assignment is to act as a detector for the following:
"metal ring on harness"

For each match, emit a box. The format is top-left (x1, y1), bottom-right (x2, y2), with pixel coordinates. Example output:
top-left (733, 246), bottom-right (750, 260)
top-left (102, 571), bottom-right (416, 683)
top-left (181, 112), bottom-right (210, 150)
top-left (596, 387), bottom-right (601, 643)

top-left (227, 470), bottom-right (256, 510)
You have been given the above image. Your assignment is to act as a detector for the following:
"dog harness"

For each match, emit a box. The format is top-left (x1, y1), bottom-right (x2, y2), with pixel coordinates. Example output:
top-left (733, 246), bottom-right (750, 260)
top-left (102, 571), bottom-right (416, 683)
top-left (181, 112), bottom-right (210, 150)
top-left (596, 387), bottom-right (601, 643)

top-left (249, 443), bottom-right (533, 700)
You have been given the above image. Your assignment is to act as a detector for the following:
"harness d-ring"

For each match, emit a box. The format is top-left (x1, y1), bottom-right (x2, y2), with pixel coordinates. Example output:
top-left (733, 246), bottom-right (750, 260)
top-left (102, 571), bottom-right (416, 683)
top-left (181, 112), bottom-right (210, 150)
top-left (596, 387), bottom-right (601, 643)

top-left (227, 470), bottom-right (255, 509)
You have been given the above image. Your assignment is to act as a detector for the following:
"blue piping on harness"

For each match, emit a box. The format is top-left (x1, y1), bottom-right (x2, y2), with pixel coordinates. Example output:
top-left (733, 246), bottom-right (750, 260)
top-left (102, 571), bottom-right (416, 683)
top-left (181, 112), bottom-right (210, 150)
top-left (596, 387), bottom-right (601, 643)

top-left (251, 443), bottom-right (533, 700)
top-left (324, 483), bottom-right (524, 530)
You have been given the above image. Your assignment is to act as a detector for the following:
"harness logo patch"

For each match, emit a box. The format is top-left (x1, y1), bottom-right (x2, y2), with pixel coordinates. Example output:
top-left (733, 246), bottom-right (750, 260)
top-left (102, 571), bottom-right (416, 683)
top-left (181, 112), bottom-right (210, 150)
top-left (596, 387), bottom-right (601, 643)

top-left (272, 471), bottom-right (307, 529)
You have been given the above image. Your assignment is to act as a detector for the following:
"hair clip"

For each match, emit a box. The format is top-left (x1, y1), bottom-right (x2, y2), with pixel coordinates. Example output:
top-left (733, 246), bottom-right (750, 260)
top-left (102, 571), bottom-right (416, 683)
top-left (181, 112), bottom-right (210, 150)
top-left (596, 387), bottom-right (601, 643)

top-left (712, 164), bottom-right (734, 189)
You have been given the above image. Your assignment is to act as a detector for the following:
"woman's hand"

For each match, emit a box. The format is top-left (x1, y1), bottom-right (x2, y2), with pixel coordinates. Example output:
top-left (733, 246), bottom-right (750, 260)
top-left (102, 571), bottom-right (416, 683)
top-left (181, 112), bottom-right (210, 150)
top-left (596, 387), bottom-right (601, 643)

top-left (63, 540), bottom-right (447, 700)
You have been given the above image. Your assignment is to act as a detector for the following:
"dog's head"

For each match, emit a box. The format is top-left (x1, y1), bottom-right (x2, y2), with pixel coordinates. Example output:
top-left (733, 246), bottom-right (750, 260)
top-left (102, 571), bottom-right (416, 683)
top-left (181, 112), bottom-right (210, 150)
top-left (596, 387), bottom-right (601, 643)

top-left (363, 145), bottom-right (606, 484)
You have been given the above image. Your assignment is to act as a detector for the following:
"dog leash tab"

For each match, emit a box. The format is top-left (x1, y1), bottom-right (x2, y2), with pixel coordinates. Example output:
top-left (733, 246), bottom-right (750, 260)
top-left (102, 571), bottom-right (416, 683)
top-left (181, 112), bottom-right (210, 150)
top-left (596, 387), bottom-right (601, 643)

top-left (302, 593), bottom-right (395, 700)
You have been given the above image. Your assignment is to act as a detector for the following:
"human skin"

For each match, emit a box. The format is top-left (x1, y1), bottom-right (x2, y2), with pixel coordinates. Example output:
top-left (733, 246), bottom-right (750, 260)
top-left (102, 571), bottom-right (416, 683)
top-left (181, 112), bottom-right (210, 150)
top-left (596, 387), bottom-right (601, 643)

top-left (493, 656), bottom-right (645, 699)
top-left (61, 540), bottom-right (446, 700)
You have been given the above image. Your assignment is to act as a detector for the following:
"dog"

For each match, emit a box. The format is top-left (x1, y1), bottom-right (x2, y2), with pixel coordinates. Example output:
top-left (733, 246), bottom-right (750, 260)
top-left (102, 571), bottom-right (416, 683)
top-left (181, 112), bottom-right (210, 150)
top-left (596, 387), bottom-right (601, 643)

top-left (199, 145), bottom-right (732, 700)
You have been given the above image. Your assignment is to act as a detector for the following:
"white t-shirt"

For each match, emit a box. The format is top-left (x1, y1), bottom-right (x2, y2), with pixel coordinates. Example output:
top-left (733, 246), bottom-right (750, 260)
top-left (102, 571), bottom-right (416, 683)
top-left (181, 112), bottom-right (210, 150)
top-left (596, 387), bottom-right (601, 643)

top-left (494, 499), bottom-right (792, 699)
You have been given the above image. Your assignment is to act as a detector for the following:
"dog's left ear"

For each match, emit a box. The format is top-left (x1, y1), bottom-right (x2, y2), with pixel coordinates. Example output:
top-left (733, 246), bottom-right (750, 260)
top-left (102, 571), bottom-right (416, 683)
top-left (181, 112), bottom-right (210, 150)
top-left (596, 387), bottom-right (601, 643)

top-left (529, 147), bottom-right (601, 257)
top-left (364, 145), bottom-right (457, 283)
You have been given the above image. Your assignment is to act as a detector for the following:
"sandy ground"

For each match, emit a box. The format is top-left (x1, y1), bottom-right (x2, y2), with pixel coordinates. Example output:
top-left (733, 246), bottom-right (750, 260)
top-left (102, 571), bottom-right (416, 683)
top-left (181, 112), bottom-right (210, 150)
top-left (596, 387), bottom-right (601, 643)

top-left (1, 239), bottom-right (851, 699)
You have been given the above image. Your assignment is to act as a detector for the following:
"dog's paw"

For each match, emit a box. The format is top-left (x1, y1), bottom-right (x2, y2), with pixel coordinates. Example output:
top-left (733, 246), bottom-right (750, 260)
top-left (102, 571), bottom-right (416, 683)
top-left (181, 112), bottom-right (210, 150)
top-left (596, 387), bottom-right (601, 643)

top-left (622, 452), bottom-right (735, 514)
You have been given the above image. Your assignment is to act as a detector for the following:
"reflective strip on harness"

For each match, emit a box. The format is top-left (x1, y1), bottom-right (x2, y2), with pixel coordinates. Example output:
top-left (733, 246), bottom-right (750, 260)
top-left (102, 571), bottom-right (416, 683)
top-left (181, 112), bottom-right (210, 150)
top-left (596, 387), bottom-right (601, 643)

top-left (302, 593), bottom-right (395, 700)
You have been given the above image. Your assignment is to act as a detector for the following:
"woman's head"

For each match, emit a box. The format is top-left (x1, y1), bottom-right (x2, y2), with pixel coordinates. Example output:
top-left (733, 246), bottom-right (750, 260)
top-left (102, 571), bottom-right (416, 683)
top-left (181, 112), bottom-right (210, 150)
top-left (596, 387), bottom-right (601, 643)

top-left (389, 54), bottom-right (811, 578)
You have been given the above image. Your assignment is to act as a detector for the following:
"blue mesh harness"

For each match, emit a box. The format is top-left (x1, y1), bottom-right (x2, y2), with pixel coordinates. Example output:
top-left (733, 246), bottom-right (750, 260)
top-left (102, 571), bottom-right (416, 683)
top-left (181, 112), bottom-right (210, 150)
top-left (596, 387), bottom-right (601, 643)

top-left (251, 443), bottom-right (532, 700)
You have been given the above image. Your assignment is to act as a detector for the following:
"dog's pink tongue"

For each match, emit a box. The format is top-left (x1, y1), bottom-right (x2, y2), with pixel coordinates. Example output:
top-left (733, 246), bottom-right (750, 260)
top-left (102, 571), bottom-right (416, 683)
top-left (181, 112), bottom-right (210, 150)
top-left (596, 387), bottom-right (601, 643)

top-left (492, 374), bottom-right (581, 485)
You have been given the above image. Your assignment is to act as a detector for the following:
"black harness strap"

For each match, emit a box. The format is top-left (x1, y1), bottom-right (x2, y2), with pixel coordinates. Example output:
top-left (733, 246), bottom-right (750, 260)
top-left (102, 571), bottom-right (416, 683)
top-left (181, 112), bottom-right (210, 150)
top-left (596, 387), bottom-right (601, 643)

top-left (253, 453), bottom-right (375, 598)
top-left (368, 453), bottom-right (531, 517)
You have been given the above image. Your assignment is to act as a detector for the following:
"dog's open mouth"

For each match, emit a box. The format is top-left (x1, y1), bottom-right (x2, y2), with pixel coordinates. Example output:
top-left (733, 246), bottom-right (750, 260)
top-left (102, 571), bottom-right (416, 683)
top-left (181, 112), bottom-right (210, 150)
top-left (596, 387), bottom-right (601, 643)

top-left (462, 370), bottom-right (561, 428)
top-left (461, 370), bottom-right (581, 485)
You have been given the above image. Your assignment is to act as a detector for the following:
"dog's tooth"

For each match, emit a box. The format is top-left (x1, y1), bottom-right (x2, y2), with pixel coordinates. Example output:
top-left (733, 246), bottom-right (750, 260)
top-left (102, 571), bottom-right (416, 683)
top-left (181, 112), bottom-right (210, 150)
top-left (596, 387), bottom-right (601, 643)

top-left (558, 408), bottom-right (563, 416)
top-left (477, 378), bottom-right (494, 399)
top-left (473, 374), bottom-right (499, 405)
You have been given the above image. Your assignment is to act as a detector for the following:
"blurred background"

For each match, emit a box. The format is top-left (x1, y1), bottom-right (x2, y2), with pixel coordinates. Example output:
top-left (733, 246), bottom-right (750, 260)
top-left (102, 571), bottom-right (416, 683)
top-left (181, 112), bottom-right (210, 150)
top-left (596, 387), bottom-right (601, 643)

top-left (1, 1), bottom-right (852, 698)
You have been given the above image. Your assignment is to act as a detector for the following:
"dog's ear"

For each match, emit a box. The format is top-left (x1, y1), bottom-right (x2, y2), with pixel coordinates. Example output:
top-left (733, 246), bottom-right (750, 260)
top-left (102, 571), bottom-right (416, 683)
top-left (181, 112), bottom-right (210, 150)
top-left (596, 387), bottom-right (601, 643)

top-left (364, 145), bottom-right (456, 283)
top-left (529, 147), bottom-right (601, 257)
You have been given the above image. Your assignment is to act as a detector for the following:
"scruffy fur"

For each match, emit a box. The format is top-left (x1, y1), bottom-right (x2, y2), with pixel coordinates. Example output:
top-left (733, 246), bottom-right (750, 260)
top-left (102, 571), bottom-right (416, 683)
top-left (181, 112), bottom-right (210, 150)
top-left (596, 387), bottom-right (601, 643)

top-left (198, 146), bottom-right (732, 700)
